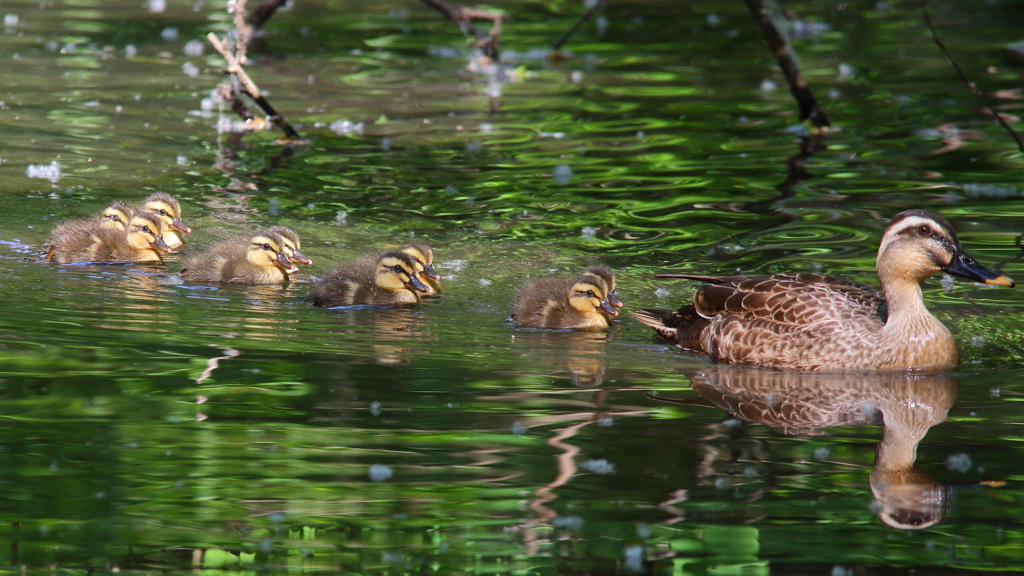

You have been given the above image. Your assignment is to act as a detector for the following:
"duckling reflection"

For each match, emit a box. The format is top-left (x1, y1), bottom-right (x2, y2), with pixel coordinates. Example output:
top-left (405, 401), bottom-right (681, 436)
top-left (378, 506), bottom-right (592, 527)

top-left (674, 367), bottom-right (997, 530)
top-left (512, 330), bottom-right (609, 387)
top-left (321, 307), bottom-right (427, 365)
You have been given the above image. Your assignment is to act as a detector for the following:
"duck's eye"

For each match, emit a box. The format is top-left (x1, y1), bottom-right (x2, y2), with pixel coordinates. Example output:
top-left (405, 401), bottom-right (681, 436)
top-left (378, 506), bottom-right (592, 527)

top-left (263, 243), bottom-right (272, 250)
top-left (586, 290), bottom-right (596, 298)
top-left (391, 265), bottom-right (405, 273)
top-left (918, 224), bottom-right (931, 235)
top-left (142, 226), bottom-right (151, 233)
top-left (159, 209), bottom-right (168, 216)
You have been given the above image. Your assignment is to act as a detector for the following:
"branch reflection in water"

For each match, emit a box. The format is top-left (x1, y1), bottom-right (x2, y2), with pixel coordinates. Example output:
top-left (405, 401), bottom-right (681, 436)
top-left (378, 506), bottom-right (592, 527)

top-left (658, 367), bottom-right (1003, 530)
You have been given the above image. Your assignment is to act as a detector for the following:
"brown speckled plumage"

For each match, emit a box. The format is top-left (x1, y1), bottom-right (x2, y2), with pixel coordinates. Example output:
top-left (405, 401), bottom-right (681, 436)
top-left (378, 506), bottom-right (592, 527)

top-left (45, 210), bottom-right (171, 264)
top-left (633, 210), bottom-right (1014, 371)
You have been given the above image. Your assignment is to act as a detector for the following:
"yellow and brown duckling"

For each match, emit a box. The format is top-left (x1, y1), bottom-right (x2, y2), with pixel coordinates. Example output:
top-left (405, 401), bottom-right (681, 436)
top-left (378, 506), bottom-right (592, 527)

top-left (511, 268), bottom-right (620, 330)
top-left (180, 231), bottom-right (298, 285)
top-left (583, 265), bottom-right (622, 309)
top-left (45, 210), bottom-right (173, 264)
top-left (41, 201), bottom-right (136, 261)
top-left (140, 192), bottom-right (191, 249)
top-left (632, 210), bottom-right (1015, 371)
top-left (399, 243), bottom-right (441, 295)
top-left (305, 250), bottom-right (430, 307)
top-left (267, 225), bottom-right (312, 265)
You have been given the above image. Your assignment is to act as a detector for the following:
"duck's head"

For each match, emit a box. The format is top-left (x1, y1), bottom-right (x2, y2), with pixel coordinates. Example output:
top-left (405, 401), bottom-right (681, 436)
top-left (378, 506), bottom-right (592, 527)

top-left (401, 243), bottom-right (441, 280)
top-left (569, 274), bottom-right (619, 317)
top-left (585, 265), bottom-right (623, 308)
top-left (99, 201), bottom-right (134, 232)
top-left (246, 232), bottom-right (298, 272)
top-left (267, 225), bottom-right (312, 265)
top-left (375, 250), bottom-right (430, 293)
top-left (143, 192), bottom-right (191, 234)
top-left (878, 210), bottom-right (1014, 288)
top-left (128, 211), bottom-right (173, 253)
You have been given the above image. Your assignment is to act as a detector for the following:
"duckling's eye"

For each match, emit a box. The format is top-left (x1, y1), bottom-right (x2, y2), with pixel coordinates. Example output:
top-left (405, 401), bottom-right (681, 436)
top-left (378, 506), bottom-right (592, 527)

top-left (918, 224), bottom-right (931, 235)
top-left (159, 209), bottom-right (168, 216)
top-left (586, 290), bottom-right (596, 298)
top-left (263, 243), bottom-right (272, 250)
top-left (142, 226), bottom-right (152, 233)
top-left (391, 265), bottom-right (405, 273)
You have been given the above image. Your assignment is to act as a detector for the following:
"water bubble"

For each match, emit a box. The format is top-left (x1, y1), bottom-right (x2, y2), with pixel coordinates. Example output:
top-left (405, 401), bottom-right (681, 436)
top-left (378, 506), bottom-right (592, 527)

top-left (940, 274), bottom-right (955, 292)
top-left (970, 336), bottom-right (986, 348)
top-left (370, 401), bottom-right (382, 417)
top-left (654, 287), bottom-right (670, 299)
top-left (479, 123), bottom-right (493, 133)
top-left (623, 544), bottom-right (644, 573)
top-left (511, 421), bottom-right (526, 436)
top-left (945, 453), bottom-right (971, 473)
top-left (147, 0), bottom-right (167, 12)
top-left (4, 14), bottom-right (19, 27)
top-left (829, 88), bottom-right (841, 99)
top-left (598, 416), bottom-right (613, 427)
top-left (267, 198), bottom-right (280, 216)
top-left (595, 15), bottom-right (609, 35)
top-left (581, 459), bottom-right (615, 474)
top-left (581, 226), bottom-right (597, 239)
top-left (161, 27), bottom-right (178, 42)
top-left (478, 278), bottom-right (492, 287)
top-left (760, 79), bottom-right (777, 92)
top-left (465, 141), bottom-right (481, 154)
top-left (990, 388), bottom-right (1001, 398)
top-left (706, 13), bottom-right (720, 26)
top-left (368, 464), bottom-right (393, 482)
top-left (45, 40), bottom-right (58, 52)
top-left (553, 163), bottom-right (572, 185)
top-left (183, 39), bottom-right (204, 56)
top-left (330, 119), bottom-right (364, 135)
top-left (814, 447), bottom-right (830, 460)
top-left (182, 61), bottom-right (199, 78)
top-left (380, 137), bottom-right (391, 152)
top-left (176, 155), bottom-right (188, 165)
top-left (335, 211), bottom-right (347, 225)
top-left (26, 161), bottom-right (61, 182)
top-left (552, 515), bottom-right (583, 529)
top-left (837, 63), bottom-right (855, 81)
top-left (115, 105), bottom-right (123, 113)
top-left (125, 44), bottom-right (137, 58)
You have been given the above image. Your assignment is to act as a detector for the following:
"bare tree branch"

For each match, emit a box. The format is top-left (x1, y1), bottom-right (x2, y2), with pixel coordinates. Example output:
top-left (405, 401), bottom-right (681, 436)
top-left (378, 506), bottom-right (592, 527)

top-left (923, 3), bottom-right (1024, 154)
top-left (552, 0), bottom-right (605, 52)
top-left (743, 0), bottom-right (830, 128)
top-left (420, 0), bottom-right (503, 60)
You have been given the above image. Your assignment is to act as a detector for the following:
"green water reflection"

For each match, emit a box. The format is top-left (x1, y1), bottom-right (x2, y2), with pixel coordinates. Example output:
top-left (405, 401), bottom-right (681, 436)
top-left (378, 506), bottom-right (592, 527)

top-left (2, 0), bottom-right (1024, 572)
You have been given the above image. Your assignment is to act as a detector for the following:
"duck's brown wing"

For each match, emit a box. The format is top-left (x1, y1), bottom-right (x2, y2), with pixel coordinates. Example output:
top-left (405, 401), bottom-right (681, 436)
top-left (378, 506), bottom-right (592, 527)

top-left (696, 273), bottom-right (887, 368)
top-left (693, 273), bottom-right (886, 323)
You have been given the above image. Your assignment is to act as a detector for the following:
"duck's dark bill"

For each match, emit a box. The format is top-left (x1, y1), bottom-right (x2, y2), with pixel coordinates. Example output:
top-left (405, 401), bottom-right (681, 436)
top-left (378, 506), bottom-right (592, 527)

top-left (407, 275), bottom-right (430, 293)
top-left (275, 253), bottom-right (299, 272)
top-left (943, 250), bottom-right (1015, 287)
top-left (598, 300), bottom-right (619, 316)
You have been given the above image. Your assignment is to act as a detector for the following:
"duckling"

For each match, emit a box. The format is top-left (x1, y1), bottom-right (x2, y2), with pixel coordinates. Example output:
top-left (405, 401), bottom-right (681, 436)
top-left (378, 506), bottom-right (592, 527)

top-left (305, 250), bottom-right (429, 307)
top-left (41, 201), bottom-right (136, 261)
top-left (584, 265), bottom-right (623, 308)
top-left (47, 210), bottom-right (173, 264)
top-left (632, 210), bottom-right (1015, 371)
top-left (400, 243), bottom-right (442, 295)
top-left (267, 225), bottom-right (313, 265)
top-left (511, 270), bottom-right (620, 330)
top-left (140, 192), bottom-right (191, 249)
top-left (180, 231), bottom-right (297, 284)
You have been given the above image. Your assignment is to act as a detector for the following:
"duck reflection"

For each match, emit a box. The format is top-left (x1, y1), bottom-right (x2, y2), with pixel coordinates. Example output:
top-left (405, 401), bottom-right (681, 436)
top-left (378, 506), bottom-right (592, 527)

top-left (512, 330), bottom-right (609, 387)
top-left (681, 367), bottom-right (999, 530)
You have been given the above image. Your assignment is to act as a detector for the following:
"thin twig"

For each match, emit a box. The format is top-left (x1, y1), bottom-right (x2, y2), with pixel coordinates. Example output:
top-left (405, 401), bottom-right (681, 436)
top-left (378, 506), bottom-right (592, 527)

top-left (552, 0), bottom-right (604, 51)
top-left (420, 0), bottom-right (503, 60)
top-left (923, 3), bottom-right (1024, 154)
top-left (743, 0), bottom-right (829, 127)
top-left (207, 32), bottom-right (301, 140)
top-left (248, 0), bottom-right (288, 30)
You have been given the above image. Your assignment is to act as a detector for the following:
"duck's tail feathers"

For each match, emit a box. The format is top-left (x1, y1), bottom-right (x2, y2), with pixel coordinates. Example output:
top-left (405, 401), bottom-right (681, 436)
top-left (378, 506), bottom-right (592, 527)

top-left (632, 306), bottom-right (709, 350)
top-left (630, 308), bottom-right (678, 340)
